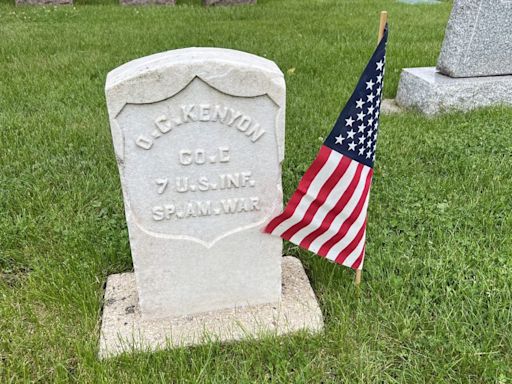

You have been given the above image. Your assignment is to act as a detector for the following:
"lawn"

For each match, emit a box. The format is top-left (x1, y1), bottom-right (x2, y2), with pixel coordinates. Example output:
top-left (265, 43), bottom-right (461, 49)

top-left (1, 0), bottom-right (511, 382)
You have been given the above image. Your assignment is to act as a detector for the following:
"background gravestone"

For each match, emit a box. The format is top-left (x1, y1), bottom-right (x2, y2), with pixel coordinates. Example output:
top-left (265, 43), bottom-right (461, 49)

top-left (100, 48), bottom-right (323, 358)
top-left (16, 0), bottom-right (71, 4)
top-left (395, 0), bottom-right (512, 115)
top-left (203, 0), bottom-right (256, 5)
top-left (120, 0), bottom-right (175, 5)
top-left (437, 0), bottom-right (512, 77)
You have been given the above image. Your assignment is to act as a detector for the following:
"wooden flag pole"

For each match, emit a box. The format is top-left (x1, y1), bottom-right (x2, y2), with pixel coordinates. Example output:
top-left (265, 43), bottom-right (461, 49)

top-left (355, 269), bottom-right (362, 285)
top-left (378, 11), bottom-right (388, 44)
top-left (355, 11), bottom-right (387, 288)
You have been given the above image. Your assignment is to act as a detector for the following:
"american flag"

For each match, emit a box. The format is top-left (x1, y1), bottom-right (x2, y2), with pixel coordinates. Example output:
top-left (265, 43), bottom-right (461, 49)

top-left (264, 27), bottom-right (388, 270)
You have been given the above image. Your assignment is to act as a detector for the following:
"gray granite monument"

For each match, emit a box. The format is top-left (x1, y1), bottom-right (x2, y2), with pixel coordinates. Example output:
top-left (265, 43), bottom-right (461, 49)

top-left (99, 48), bottom-right (323, 358)
top-left (396, 0), bottom-right (512, 115)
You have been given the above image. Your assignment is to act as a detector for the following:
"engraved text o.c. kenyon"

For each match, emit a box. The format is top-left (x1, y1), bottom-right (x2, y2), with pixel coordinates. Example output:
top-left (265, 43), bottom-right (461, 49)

top-left (135, 104), bottom-right (266, 150)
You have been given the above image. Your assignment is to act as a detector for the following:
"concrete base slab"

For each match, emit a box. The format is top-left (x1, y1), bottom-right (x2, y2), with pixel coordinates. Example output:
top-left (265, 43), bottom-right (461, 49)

top-left (396, 67), bottom-right (512, 116)
top-left (99, 256), bottom-right (323, 358)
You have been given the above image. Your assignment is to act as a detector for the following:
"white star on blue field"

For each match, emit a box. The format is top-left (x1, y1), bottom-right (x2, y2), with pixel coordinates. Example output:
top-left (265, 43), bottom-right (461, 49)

top-left (324, 28), bottom-right (388, 168)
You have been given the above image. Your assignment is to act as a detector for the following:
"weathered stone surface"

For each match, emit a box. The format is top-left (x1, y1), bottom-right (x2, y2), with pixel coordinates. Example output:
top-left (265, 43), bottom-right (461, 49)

top-left (203, 0), bottom-right (255, 5)
top-left (16, 0), bottom-right (71, 4)
top-left (437, 0), bottom-right (512, 78)
top-left (99, 256), bottom-right (324, 358)
top-left (105, 48), bottom-right (285, 319)
top-left (120, 0), bottom-right (175, 5)
top-left (380, 99), bottom-right (403, 115)
top-left (396, 67), bottom-right (512, 115)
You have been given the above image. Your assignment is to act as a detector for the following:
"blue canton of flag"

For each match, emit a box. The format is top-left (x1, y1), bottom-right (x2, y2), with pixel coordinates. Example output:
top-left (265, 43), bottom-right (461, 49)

top-left (324, 27), bottom-right (388, 168)
top-left (265, 27), bottom-right (388, 270)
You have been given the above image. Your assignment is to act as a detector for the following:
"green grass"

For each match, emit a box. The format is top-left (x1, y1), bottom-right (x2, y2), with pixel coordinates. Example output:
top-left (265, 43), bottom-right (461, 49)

top-left (1, 0), bottom-right (511, 382)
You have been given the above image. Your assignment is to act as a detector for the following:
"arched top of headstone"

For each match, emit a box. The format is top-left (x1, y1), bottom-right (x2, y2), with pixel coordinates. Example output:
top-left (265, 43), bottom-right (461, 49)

top-left (437, 0), bottom-right (512, 77)
top-left (106, 47), bottom-right (284, 117)
top-left (106, 48), bottom-right (285, 166)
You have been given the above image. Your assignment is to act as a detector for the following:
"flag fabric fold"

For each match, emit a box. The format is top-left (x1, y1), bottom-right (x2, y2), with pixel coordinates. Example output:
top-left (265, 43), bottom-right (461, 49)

top-left (264, 27), bottom-right (388, 270)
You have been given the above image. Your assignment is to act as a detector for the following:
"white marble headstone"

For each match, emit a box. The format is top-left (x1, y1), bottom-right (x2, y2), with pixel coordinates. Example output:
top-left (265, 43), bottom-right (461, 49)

top-left (105, 48), bottom-right (285, 319)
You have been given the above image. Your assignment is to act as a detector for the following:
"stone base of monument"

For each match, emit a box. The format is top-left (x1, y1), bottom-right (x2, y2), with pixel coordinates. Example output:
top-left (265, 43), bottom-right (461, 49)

top-left (396, 67), bottom-right (512, 116)
top-left (203, 0), bottom-right (256, 5)
top-left (99, 256), bottom-right (323, 358)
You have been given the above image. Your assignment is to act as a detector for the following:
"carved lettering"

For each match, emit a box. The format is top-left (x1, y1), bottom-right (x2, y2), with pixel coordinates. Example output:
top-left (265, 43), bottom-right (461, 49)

top-left (221, 198), bottom-right (238, 214)
top-left (176, 177), bottom-right (189, 193)
top-left (157, 171), bottom-right (255, 194)
top-left (197, 176), bottom-right (209, 191)
top-left (181, 105), bottom-right (196, 122)
top-left (237, 116), bottom-right (251, 132)
top-left (136, 135), bottom-right (153, 150)
top-left (164, 204), bottom-right (175, 219)
top-left (227, 109), bottom-right (243, 126)
top-left (155, 178), bottom-right (168, 194)
top-left (179, 147), bottom-right (230, 165)
top-left (219, 172), bottom-right (256, 190)
top-left (227, 174), bottom-right (240, 188)
top-left (240, 171), bottom-right (252, 187)
top-left (151, 197), bottom-right (260, 221)
top-left (136, 105), bottom-right (265, 151)
top-left (195, 149), bottom-right (205, 165)
top-left (219, 146), bottom-right (230, 163)
top-left (199, 104), bottom-right (210, 122)
top-left (155, 115), bottom-right (172, 133)
top-left (184, 203), bottom-right (196, 218)
top-left (211, 105), bottom-right (229, 123)
top-left (246, 123), bottom-right (265, 142)
top-left (152, 206), bottom-right (164, 221)
top-left (179, 150), bottom-right (193, 165)
top-left (197, 200), bottom-right (211, 216)
top-left (250, 197), bottom-right (260, 210)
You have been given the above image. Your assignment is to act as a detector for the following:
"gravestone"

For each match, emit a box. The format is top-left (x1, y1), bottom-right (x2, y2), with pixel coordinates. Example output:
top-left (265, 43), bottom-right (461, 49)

top-left (16, 0), bottom-right (71, 4)
top-left (437, 0), bottom-right (512, 77)
top-left (203, 0), bottom-right (255, 5)
top-left (396, 0), bottom-right (512, 115)
top-left (120, 0), bottom-right (175, 5)
top-left (99, 48), bottom-right (323, 357)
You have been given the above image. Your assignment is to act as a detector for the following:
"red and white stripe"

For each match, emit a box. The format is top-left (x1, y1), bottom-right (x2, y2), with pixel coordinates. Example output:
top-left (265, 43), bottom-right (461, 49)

top-left (264, 145), bottom-right (373, 270)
